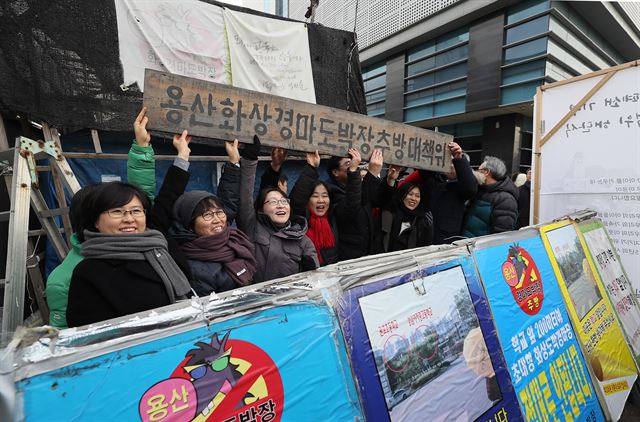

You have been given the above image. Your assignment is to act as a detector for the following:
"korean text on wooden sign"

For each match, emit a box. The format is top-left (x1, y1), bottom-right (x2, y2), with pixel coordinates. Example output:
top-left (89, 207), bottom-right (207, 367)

top-left (143, 69), bottom-right (453, 172)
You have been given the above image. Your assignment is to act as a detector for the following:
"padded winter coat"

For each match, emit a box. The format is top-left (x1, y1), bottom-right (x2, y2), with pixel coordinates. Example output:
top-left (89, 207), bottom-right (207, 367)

top-left (235, 158), bottom-right (318, 282)
top-left (462, 177), bottom-right (519, 238)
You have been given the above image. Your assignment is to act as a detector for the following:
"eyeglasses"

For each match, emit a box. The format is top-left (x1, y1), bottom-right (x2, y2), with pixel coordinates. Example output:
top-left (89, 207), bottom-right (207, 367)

top-left (183, 355), bottom-right (230, 380)
top-left (201, 209), bottom-right (226, 221)
top-left (106, 207), bottom-right (146, 219)
top-left (263, 198), bottom-right (290, 207)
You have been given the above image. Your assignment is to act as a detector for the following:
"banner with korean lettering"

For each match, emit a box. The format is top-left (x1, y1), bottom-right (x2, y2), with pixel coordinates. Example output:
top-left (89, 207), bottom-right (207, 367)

top-left (540, 221), bottom-right (638, 420)
top-left (337, 252), bottom-right (522, 422)
top-left (577, 218), bottom-right (640, 367)
top-left (143, 69), bottom-right (453, 172)
top-left (114, 0), bottom-right (230, 90)
top-left (472, 228), bottom-right (604, 421)
top-left (223, 9), bottom-right (316, 104)
top-left (15, 303), bottom-right (363, 421)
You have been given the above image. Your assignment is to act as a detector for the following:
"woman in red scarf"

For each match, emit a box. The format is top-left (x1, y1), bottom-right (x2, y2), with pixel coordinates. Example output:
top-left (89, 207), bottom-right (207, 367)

top-left (290, 148), bottom-right (363, 265)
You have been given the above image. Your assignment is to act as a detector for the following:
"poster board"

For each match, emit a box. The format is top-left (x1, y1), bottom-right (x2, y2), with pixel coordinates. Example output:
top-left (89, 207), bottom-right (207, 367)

top-left (337, 250), bottom-right (521, 422)
top-left (14, 302), bottom-right (362, 421)
top-left (472, 228), bottom-right (604, 421)
top-left (577, 218), bottom-right (640, 368)
top-left (533, 61), bottom-right (640, 297)
top-left (540, 221), bottom-right (637, 421)
top-left (143, 69), bottom-right (453, 172)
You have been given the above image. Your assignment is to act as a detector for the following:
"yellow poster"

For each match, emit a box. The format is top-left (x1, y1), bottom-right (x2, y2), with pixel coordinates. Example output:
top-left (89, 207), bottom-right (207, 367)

top-left (540, 220), bottom-right (637, 421)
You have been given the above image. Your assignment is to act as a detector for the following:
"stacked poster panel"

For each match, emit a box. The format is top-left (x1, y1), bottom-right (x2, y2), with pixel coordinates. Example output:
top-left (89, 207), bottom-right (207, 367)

top-left (338, 250), bottom-right (522, 422)
top-left (472, 228), bottom-right (604, 421)
top-left (577, 218), bottom-right (640, 367)
top-left (15, 302), bottom-right (362, 421)
top-left (541, 221), bottom-right (638, 420)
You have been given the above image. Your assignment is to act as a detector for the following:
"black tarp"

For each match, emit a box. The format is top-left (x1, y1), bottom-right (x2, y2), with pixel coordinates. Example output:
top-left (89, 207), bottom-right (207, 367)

top-left (0, 0), bottom-right (365, 132)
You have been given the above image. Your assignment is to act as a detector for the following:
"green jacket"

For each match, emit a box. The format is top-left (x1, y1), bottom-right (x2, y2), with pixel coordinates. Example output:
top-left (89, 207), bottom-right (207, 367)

top-left (127, 141), bottom-right (156, 201)
top-left (46, 233), bottom-right (83, 328)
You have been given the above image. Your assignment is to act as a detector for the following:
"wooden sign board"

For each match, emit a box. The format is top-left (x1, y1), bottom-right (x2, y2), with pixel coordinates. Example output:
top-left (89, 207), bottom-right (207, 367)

top-left (143, 69), bottom-right (453, 172)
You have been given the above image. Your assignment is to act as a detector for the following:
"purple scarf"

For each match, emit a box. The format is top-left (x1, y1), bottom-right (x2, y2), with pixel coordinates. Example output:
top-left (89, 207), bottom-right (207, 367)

top-left (180, 226), bottom-right (256, 286)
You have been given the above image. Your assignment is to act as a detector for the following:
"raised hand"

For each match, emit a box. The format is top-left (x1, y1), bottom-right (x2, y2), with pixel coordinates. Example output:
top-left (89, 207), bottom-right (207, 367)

top-left (368, 149), bottom-right (383, 177)
top-left (172, 130), bottom-right (192, 161)
top-left (134, 107), bottom-right (151, 147)
top-left (387, 164), bottom-right (402, 186)
top-left (225, 139), bottom-right (240, 165)
top-left (271, 147), bottom-right (288, 171)
top-left (348, 147), bottom-right (361, 172)
top-left (449, 141), bottom-right (463, 160)
top-left (306, 150), bottom-right (321, 168)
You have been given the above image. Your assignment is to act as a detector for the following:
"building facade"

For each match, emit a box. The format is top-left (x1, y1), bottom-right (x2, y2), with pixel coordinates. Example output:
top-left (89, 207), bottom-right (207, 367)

top-left (290, 0), bottom-right (640, 172)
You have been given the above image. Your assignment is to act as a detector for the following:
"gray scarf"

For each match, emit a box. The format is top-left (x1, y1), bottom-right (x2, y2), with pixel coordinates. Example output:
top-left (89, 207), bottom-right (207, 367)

top-left (81, 229), bottom-right (191, 302)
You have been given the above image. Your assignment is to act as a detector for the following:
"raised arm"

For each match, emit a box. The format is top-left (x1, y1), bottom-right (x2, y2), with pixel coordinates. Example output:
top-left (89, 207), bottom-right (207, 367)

top-left (128, 107), bottom-right (156, 201)
top-left (260, 147), bottom-right (288, 192)
top-left (377, 164), bottom-right (402, 210)
top-left (217, 140), bottom-right (241, 224)
top-left (237, 136), bottom-right (261, 239)
top-left (289, 151), bottom-right (320, 216)
top-left (450, 142), bottom-right (477, 200)
top-left (148, 130), bottom-right (191, 234)
top-left (335, 148), bottom-right (362, 221)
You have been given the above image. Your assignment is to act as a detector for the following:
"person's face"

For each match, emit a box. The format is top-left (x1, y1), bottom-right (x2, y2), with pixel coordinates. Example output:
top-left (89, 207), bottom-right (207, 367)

top-left (193, 207), bottom-right (227, 237)
top-left (308, 184), bottom-right (330, 217)
top-left (262, 191), bottom-right (290, 226)
top-left (331, 158), bottom-right (351, 184)
top-left (95, 197), bottom-right (146, 234)
top-left (477, 163), bottom-right (490, 185)
top-left (403, 187), bottom-right (421, 211)
top-left (526, 169), bottom-right (532, 181)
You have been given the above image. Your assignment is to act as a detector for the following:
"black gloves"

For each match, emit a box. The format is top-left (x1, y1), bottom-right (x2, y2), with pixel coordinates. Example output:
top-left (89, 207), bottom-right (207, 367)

top-left (241, 135), bottom-right (261, 161)
top-left (301, 255), bottom-right (318, 272)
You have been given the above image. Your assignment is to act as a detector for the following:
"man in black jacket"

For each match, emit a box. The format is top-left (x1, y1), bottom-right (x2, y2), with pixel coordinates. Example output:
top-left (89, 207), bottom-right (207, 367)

top-left (326, 149), bottom-right (383, 260)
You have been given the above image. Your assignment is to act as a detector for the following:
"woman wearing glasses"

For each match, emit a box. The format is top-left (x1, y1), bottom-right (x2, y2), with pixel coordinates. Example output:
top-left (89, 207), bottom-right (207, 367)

top-left (168, 141), bottom-right (256, 296)
top-left (234, 136), bottom-right (318, 283)
top-left (66, 115), bottom-right (195, 327)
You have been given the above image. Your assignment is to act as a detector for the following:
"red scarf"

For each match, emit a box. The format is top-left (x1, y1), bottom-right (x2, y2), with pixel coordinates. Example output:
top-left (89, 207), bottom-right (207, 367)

top-left (306, 212), bottom-right (336, 265)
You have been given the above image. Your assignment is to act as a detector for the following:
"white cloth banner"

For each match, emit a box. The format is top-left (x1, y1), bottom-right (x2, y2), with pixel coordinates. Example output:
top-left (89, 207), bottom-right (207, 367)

top-left (114, 0), bottom-right (229, 91)
top-left (223, 9), bottom-right (316, 103)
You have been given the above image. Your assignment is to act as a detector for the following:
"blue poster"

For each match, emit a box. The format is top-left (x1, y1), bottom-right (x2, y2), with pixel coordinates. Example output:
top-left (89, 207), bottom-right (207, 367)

top-left (338, 253), bottom-right (522, 422)
top-left (473, 230), bottom-right (604, 421)
top-left (16, 302), bottom-right (363, 421)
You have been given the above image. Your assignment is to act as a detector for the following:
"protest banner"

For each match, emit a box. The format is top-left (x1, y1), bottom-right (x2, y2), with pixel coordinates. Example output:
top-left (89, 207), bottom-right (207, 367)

top-left (143, 69), bottom-right (453, 172)
top-left (472, 228), bottom-right (604, 421)
top-left (576, 217), bottom-right (640, 368)
top-left (337, 249), bottom-right (521, 422)
top-left (14, 302), bottom-right (362, 421)
top-left (541, 221), bottom-right (637, 420)
top-left (533, 61), bottom-right (640, 297)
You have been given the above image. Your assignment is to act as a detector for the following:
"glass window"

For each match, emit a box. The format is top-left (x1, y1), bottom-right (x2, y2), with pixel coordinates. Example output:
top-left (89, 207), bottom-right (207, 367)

top-left (367, 101), bottom-right (385, 116)
top-left (456, 121), bottom-right (483, 137)
top-left (434, 97), bottom-right (465, 117)
top-left (436, 27), bottom-right (469, 52)
top-left (362, 63), bottom-right (386, 80)
top-left (407, 56), bottom-right (436, 77)
top-left (435, 44), bottom-right (468, 67)
top-left (504, 37), bottom-right (547, 65)
top-left (505, 15), bottom-right (549, 45)
top-left (502, 59), bottom-right (546, 85)
top-left (368, 108), bottom-right (385, 117)
top-left (366, 89), bottom-right (385, 104)
top-left (404, 105), bottom-right (433, 122)
top-left (407, 27), bottom-right (469, 62)
top-left (406, 72), bottom-right (435, 92)
top-left (434, 80), bottom-right (466, 101)
top-left (435, 62), bottom-right (467, 84)
top-left (405, 89), bottom-right (434, 108)
top-left (500, 81), bottom-right (542, 105)
top-left (408, 40), bottom-right (436, 63)
top-left (364, 74), bottom-right (386, 92)
top-left (507, 0), bottom-right (549, 25)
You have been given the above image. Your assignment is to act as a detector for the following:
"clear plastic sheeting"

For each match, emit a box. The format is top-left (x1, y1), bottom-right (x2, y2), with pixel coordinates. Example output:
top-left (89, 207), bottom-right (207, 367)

top-left (332, 246), bottom-right (522, 422)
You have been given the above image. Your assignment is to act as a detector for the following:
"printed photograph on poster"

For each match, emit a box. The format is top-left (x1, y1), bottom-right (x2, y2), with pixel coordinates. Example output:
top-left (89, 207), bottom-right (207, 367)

top-left (545, 225), bottom-right (602, 320)
top-left (358, 266), bottom-right (499, 422)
